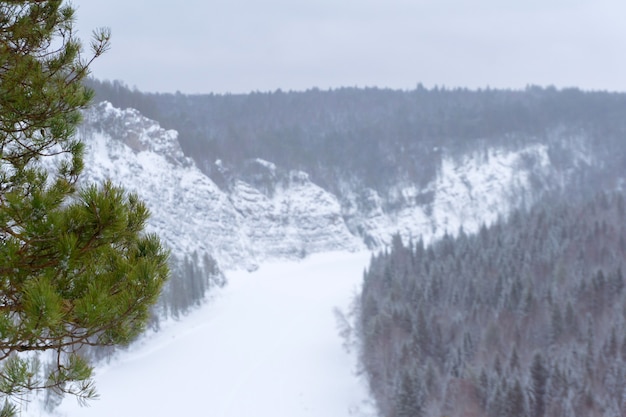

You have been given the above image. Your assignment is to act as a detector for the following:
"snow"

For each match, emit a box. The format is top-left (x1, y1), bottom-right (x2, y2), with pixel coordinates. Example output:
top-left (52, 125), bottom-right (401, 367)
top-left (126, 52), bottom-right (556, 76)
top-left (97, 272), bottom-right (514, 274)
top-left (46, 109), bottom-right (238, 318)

top-left (345, 144), bottom-right (553, 247)
top-left (26, 101), bottom-right (592, 416)
top-left (76, 102), bottom-right (592, 271)
top-left (46, 251), bottom-right (375, 417)
top-left (428, 145), bottom-right (550, 238)
top-left (78, 102), bottom-right (360, 271)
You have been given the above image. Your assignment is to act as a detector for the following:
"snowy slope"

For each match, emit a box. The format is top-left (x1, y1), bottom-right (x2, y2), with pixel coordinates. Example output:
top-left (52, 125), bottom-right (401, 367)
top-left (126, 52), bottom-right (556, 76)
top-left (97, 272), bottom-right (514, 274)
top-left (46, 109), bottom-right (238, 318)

top-left (342, 144), bottom-right (564, 247)
top-left (77, 102), bottom-right (587, 270)
top-left (230, 170), bottom-right (359, 260)
top-left (41, 252), bottom-right (375, 417)
top-left (79, 102), bottom-right (361, 270)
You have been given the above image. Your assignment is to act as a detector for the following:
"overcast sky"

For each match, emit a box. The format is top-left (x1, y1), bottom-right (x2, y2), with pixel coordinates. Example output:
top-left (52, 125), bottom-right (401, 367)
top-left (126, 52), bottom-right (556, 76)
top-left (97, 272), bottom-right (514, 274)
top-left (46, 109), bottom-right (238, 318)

top-left (71, 1), bottom-right (626, 94)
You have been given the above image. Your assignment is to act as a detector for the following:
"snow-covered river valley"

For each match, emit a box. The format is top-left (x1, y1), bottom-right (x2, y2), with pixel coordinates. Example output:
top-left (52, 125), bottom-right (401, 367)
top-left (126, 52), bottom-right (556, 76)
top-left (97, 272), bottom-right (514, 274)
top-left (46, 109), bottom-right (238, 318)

top-left (50, 251), bottom-right (374, 417)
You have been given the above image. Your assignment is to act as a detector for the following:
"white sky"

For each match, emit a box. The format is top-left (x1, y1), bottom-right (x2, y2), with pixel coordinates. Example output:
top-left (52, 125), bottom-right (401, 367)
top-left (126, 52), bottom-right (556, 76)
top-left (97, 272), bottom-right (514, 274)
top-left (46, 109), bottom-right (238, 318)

top-left (71, 0), bottom-right (626, 94)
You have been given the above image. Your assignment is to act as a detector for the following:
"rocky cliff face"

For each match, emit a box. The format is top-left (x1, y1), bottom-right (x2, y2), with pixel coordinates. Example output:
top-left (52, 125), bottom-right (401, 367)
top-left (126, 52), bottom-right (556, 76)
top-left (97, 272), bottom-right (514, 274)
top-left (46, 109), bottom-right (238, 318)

top-left (343, 144), bottom-right (556, 247)
top-left (78, 102), bottom-right (595, 270)
top-left (79, 102), bottom-right (362, 271)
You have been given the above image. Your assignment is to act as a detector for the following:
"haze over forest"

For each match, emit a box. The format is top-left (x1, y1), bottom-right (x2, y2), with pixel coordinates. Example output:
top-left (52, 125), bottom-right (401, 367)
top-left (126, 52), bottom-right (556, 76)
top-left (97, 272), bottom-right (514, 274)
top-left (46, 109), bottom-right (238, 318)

top-left (66, 79), bottom-right (626, 417)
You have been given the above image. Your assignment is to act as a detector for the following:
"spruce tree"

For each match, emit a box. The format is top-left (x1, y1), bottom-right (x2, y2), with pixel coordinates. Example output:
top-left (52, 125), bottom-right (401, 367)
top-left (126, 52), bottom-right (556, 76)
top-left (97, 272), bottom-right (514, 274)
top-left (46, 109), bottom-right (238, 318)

top-left (506, 379), bottom-right (526, 417)
top-left (530, 353), bottom-right (547, 417)
top-left (395, 371), bottom-right (423, 417)
top-left (0, 1), bottom-right (169, 413)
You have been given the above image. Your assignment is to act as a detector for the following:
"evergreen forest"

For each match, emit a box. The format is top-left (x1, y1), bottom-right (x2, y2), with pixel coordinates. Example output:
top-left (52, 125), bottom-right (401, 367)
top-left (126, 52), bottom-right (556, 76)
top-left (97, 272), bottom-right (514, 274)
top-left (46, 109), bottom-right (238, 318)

top-left (359, 192), bottom-right (626, 417)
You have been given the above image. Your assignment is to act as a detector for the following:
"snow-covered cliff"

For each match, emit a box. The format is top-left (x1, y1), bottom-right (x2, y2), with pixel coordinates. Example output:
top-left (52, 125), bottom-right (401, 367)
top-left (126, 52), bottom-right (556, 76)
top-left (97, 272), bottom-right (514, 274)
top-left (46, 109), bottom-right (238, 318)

top-left (343, 144), bottom-right (555, 247)
top-left (79, 102), bottom-right (361, 270)
top-left (78, 102), bottom-right (592, 270)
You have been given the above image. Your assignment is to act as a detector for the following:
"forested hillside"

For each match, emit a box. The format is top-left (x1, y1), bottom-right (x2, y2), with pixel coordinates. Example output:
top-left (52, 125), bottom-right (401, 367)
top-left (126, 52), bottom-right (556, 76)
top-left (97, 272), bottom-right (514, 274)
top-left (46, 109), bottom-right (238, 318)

top-left (85, 80), bottom-right (626, 198)
top-left (359, 192), bottom-right (626, 417)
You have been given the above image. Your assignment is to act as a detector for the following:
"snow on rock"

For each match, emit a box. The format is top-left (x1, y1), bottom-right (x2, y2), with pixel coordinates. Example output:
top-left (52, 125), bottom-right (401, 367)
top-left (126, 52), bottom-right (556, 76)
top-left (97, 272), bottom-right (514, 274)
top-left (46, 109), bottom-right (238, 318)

top-left (347, 144), bottom-right (554, 247)
top-left (77, 102), bottom-right (591, 267)
top-left (429, 145), bottom-right (551, 237)
top-left (80, 102), bottom-right (255, 270)
top-left (79, 102), bottom-right (361, 270)
top-left (230, 173), bottom-right (361, 259)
